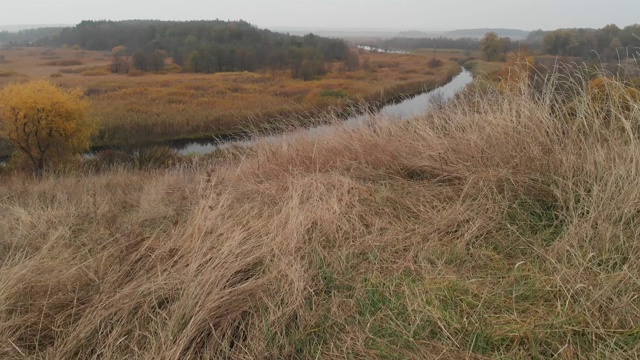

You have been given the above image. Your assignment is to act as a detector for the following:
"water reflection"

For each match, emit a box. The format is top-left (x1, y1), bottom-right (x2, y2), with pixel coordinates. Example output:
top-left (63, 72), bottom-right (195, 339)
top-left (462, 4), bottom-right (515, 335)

top-left (356, 45), bottom-right (410, 55)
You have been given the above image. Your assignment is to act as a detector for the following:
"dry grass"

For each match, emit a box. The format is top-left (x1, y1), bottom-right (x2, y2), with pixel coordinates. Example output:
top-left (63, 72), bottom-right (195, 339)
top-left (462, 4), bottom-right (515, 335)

top-left (0, 47), bottom-right (109, 80)
top-left (463, 59), bottom-right (506, 78)
top-left (1, 68), bottom-right (640, 359)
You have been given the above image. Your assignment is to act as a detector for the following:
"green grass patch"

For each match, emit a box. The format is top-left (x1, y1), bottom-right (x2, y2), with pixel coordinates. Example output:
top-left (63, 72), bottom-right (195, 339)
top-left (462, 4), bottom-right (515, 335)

top-left (506, 196), bottom-right (565, 248)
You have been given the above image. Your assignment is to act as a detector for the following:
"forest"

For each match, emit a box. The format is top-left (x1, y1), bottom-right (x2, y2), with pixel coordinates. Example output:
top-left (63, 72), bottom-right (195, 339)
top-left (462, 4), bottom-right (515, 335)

top-left (528, 24), bottom-right (640, 60)
top-left (42, 20), bottom-right (353, 78)
top-left (379, 36), bottom-right (480, 52)
top-left (378, 24), bottom-right (640, 63)
top-left (0, 27), bottom-right (64, 45)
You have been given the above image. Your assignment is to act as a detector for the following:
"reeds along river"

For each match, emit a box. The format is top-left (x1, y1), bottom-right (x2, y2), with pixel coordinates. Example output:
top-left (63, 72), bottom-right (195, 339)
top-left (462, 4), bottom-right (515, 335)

top-left (0, 68), bottom-right (473, 165)
top-left (176, 68), bottom-right (474, 155)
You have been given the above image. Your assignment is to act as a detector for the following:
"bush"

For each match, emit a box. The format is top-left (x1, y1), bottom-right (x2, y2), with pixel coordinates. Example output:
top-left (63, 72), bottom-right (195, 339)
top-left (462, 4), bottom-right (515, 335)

top-left (0, 80), bottom-right (96, 172)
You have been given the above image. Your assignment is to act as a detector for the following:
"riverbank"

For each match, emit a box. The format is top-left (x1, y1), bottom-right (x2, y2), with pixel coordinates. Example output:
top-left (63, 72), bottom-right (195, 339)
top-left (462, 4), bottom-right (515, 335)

top-left (174, 68), bottom-right (473, 156)
top-left (2, 70), bottom-right (639, 358)
top-left (90, 67), bottom-right (463, 154)
top-left (0, 47), bottom-right (461, 160)
top-left (0, 67), bottom-right (468, 168)
top-left (86, 61), bottom-right (461, 148)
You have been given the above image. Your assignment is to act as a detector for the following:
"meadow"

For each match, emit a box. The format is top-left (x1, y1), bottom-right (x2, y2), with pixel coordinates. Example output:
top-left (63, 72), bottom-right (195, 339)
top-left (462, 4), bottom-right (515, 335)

top-left (1, 66), bottom-right (639, 358)
top-left (0, 47), bottom-right (460, 147)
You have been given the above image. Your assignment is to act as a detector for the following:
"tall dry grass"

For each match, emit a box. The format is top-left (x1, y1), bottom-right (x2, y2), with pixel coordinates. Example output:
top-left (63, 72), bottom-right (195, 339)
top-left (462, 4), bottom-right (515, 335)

top-left (1, 66), bottom-right (640, 359)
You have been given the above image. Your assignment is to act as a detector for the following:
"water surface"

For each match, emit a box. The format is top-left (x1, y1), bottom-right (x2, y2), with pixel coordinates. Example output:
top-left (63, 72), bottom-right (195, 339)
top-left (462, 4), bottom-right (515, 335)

top-left (177, 68), bottom-right (473, 155)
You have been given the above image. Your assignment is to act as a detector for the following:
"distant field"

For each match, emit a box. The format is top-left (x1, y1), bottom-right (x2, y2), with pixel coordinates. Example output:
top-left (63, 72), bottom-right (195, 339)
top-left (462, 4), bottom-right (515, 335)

top-left (462, 59), bottom-right (505, 77)
top-left (0, 47), bottom-right (460, 146)
top-left (412, 48), bottom-right (480, 57)
top-left (0, 47), bottom-right (111, 79)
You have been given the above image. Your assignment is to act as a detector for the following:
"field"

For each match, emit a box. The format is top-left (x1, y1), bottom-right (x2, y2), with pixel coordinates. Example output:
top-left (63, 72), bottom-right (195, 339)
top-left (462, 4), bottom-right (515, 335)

top-left (0, 47), bottom-right (460, 146)
top-left (1, 68), bottom-right (639, 358)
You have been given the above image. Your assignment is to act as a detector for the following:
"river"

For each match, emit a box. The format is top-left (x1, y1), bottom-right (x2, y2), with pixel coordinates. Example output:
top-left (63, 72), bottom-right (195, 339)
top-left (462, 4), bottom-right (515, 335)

top-left (175, 68), bottom-right (473, 155)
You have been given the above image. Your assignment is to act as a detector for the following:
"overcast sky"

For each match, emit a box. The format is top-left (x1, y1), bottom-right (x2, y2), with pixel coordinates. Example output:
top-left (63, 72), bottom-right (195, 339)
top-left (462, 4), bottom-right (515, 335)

top-left (1, 0), bottom-right (638, 31)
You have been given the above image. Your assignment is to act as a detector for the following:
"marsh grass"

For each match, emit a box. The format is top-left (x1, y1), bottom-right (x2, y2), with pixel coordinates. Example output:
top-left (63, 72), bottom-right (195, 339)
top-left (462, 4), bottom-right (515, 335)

top-left (0, 70), bottom-right (17, 77)
top-left (66, 51), bottom-right (459, 146)
top-left (0, 48), bottom-right (460, 147)
top-left (41, 59), bottom-right (83, 67)
top-left (1, 66), bottom-right (639, 359)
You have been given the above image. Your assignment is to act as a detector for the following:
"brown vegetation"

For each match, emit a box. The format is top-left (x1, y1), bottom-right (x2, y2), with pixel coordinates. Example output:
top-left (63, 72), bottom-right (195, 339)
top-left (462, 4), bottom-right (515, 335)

top-left (41, 59), bottom-right (83, 67)
top-left (0, 47), bottom-right (460, 147)
top-left (1, 68), bottom-right (639, 358)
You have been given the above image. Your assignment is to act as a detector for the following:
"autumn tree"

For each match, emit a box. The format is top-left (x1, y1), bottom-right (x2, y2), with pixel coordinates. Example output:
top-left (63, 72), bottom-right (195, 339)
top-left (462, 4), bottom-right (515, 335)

top-left (110, 45), bottom-right (130, 73)
top-left (480, 32), bottom-right (512, 61)
top-left (0, 80), bottom-right (96, 172)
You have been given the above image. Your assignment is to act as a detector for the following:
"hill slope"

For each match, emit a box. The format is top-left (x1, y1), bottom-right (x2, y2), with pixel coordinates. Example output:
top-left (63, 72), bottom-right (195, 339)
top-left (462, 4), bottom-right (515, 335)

top-left (1, 71), bottom-right (639, 358)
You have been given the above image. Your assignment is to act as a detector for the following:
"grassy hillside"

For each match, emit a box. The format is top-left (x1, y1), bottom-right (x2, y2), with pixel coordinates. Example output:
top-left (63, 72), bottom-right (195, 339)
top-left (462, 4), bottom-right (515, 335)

top-left (1, 69), bottom-right (639, 358)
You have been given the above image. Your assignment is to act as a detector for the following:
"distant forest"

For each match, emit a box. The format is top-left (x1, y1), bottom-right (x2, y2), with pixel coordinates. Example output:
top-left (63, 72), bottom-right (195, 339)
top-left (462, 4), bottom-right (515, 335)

top-left (0, 27), bottom-right (65, 44)
top-left (445, 28), bottom-right (529, 40)
top-left (525, 24), bottom-right (640, 60)
top-left (43, 20), bottom-right (355, 79)
top-left (382, 24), bottom-right (640, 62)
top-left (379, 37), bottom-right (481, 52)
top-left (2, 21), bottom-right (639, 70)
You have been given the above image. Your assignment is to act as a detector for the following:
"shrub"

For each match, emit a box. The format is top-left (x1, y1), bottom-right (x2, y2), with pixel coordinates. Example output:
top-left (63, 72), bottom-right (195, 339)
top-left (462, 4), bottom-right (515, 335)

top-left (0, 80), bottom-right (96, 172)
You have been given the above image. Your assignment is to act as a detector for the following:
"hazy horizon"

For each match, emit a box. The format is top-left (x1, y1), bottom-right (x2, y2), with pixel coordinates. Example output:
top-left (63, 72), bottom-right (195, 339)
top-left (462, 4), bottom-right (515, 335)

top-left (1, 0), bottom-right (638, 32)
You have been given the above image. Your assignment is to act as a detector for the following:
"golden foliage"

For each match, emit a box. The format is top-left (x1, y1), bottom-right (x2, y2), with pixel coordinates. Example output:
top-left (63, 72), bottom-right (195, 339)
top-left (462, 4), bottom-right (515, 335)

top-left (0, 80), bottom-right (95, 171)
top-left (588, 76), bottom-right (640, 106)
top-left (563, 76), bottom-right (640, 128)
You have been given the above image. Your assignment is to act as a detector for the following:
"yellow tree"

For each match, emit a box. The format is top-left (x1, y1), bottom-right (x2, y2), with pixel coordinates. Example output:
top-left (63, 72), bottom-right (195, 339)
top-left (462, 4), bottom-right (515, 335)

top-left (0, 80), bottom-right (96, 172)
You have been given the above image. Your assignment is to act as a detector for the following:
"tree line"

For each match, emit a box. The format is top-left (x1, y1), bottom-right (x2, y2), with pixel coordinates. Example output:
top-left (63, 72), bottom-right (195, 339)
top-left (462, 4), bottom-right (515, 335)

top-left (0, 27), bottom-right (65, 45)
top-left (42, 20), bottom-right (354, 79)
top-left (526, 24), bottom-right (640, 60)
top-left (374, 24), bottom-right (639, 63)
top-left (376, 37), bottom-right (480, 52)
